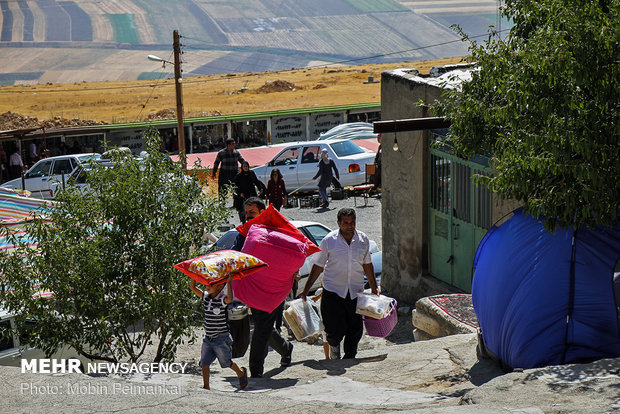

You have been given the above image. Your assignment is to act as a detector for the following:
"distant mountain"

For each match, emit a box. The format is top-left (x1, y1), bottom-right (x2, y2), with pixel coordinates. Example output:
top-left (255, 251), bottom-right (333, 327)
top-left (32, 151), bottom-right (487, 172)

top-left (0, 0), bottom-right (511, 85)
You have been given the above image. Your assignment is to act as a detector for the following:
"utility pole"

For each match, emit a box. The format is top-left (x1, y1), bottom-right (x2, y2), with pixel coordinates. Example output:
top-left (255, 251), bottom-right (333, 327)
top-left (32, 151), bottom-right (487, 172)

top-left (173, 29), bottom-right (186, 170)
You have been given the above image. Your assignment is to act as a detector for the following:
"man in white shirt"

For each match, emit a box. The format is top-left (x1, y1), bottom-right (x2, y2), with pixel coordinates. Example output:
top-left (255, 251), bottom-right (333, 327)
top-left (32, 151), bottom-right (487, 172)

top-left (300, 208), bottom-right (379, 359)
top-left (9, 147), bottom-right (24, 179)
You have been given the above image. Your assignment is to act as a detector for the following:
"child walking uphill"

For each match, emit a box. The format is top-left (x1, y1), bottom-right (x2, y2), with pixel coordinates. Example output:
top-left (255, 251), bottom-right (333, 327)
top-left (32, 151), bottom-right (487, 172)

top-left (190, 275), bottom-right (248, 390)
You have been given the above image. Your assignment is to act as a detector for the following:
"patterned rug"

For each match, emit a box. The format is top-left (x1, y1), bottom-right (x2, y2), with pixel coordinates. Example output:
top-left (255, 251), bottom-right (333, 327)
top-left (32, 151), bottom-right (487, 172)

top-left (428, 294), bottom-right (479, 329)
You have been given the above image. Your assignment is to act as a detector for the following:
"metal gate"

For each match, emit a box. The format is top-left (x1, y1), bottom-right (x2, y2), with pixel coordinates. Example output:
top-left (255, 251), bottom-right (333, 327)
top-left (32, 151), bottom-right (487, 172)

top-left (428, 149), bottom-right (492, 292)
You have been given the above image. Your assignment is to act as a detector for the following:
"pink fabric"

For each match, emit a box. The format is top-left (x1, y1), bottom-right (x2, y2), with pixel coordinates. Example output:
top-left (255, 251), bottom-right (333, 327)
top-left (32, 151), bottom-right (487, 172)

top-left (232, 224), bottom-right (308, 312)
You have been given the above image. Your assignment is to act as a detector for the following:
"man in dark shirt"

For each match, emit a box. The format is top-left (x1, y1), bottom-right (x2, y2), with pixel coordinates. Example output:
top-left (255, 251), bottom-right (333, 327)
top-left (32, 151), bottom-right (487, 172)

top-left (212, 138), bottom-right (246, 196)
top-left (232, 197), bottom-right (294, 378)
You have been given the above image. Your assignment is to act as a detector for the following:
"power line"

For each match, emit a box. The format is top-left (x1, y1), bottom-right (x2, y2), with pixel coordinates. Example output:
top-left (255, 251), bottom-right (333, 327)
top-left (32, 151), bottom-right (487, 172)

top-left (0, 30), bottom-right (508, 95)
top-left (135, 51), bottom-right (174, 121)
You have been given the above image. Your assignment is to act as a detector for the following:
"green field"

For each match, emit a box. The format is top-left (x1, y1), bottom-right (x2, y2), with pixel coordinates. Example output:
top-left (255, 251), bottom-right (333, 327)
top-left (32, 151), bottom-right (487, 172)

top-left (344, 0), bottom-right (408, 13)
top-left (105, 14), bottom-right (140, 44)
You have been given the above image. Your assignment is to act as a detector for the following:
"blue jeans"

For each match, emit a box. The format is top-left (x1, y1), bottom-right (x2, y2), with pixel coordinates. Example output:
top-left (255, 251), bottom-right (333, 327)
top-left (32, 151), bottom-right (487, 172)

top-left (318, 186), bottom-right (328, 202)
top-left (200, 333), bottom-right (233, 368)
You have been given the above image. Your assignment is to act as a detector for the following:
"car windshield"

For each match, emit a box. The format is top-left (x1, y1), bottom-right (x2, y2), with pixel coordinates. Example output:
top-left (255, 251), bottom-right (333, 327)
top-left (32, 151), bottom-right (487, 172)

top-left (216, 230), bottom-right (239, 250)
top-left (328, 141), bottom-right (365, 157)
top-left (300, 224), bottom-right (330, 246)
top-left (77, 154), bottom-right (101, 162)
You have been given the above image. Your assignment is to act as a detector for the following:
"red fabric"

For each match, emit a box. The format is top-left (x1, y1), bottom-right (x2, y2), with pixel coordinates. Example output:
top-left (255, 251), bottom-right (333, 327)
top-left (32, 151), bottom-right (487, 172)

top-left (236, 204), bottom-right (320, 256)
top-left (174, 250), bottom-right (267, 287)
top-left (232, 224), bottom-right (307, 312)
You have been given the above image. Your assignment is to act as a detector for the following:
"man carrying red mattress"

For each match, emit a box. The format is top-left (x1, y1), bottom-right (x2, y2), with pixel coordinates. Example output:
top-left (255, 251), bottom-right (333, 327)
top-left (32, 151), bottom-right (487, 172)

top-left (231, 197), bottom-right (295, 378)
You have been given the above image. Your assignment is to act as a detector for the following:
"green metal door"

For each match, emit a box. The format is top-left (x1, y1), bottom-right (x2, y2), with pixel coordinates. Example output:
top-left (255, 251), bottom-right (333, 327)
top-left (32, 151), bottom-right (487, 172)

top-left (429, 150), bottom-right (492, 292)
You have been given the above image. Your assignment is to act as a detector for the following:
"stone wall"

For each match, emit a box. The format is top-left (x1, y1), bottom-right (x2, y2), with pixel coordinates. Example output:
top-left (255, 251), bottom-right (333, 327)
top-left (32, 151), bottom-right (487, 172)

top-left (379, 67), bottom-right (521, 305)
top-left (380, 68), bottom-right (447, 305)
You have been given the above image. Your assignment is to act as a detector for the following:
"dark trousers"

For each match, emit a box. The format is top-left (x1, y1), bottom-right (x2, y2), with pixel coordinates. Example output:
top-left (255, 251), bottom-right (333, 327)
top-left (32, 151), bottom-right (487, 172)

top-left (320, 289), bottom-right (363, 359)
top-left (249, 301), bottom-right (291, 377)
top-left (217, 174), bottom-right (235, 196)
top-left (229, 316), bottom-right (250, 358)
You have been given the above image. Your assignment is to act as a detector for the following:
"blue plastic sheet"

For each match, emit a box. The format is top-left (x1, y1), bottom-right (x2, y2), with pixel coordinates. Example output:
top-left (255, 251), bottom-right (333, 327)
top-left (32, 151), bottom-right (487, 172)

top-left (472, 208), bottom-right (620, 369)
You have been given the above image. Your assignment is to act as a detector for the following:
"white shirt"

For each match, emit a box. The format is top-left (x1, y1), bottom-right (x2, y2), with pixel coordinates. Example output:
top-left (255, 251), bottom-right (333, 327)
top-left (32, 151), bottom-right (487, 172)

top-left (312, 229), bottom-right (372, 299)
top-left (9, 152), bottom-right (23, 167)
top-left (29, 142), bottom-right (37, 158)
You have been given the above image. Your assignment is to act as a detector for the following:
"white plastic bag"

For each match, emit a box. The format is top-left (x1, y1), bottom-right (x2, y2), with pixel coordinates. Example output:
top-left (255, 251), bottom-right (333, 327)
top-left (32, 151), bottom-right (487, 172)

top-left (283, 298), bottom-right (323, 341)
top-left (355, 293), bottom-right (395, 319)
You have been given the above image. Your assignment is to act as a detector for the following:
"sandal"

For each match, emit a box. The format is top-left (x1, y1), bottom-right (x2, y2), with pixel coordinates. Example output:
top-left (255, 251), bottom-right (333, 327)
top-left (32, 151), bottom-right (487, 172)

top-left (238, 367), bottom-right (248, 389)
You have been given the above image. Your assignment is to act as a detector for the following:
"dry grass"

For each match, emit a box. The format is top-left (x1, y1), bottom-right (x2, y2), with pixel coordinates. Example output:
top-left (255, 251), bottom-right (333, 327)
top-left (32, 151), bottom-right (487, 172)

top-left (0, 57), bottom-right (465, 124)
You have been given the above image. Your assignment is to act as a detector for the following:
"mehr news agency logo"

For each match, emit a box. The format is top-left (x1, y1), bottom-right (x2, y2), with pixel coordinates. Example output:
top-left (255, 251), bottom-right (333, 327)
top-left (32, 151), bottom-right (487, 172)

top-left (20, 359), bottom-right (187, 395)
top-left (21, 358), bottom-right (188, 375)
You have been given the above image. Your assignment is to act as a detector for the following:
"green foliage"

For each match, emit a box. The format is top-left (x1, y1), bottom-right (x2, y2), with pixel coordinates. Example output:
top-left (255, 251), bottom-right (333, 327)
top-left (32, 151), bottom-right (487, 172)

top-left (435, 0), bottom-right (619, 230)
top-left (0, 130), bottom-right (229, 362)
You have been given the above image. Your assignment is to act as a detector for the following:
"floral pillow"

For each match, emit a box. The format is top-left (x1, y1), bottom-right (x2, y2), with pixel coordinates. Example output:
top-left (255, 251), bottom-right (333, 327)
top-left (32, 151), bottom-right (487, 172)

top-left (174, 250), bottom-right (267, 286)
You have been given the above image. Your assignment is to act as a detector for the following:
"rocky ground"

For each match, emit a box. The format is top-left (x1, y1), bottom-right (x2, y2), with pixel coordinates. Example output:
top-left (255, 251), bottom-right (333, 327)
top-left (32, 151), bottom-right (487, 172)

top-left (2, 196), bottom-right (619, 412)
top-left (2, 321), bottom-right (619, 413)
top-left (0, 111), bottom-right (105, 130)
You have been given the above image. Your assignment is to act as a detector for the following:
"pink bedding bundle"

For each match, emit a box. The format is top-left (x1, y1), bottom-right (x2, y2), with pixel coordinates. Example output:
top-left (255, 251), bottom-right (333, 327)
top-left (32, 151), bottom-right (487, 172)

top-left (232, 224), bottom-right (308, 312)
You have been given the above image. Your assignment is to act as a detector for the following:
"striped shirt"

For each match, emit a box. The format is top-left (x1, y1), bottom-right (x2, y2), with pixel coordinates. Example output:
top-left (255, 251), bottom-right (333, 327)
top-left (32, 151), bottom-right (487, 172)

top-left (202, 289), bottom-right (229, 337)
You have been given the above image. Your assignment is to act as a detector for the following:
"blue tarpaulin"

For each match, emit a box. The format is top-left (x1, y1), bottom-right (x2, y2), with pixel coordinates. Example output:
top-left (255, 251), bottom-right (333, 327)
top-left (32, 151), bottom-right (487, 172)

top-left (472, 208), bottom-right (620, 369)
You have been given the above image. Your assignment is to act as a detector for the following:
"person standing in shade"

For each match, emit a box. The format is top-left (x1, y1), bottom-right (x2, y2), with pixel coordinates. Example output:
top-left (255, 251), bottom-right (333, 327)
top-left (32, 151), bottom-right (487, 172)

top-left (0, 143), bottom-right (8, 183)
top-left (373, 133), bottom-right (382, 189)
top-left (233, 161), bottom-right (266, 223)
top-left (299, 208), bottom-right (378, 360)
top-left (231, 197), bottom-right (294, 378)
top-left (312, 149), bottom-right (339, 208)
top-left (266, 168), bottom-right (287, 210)
top-left (212, 138), bottom-right (246, 197)
top-left (8, 145), bottom-right (24, 180)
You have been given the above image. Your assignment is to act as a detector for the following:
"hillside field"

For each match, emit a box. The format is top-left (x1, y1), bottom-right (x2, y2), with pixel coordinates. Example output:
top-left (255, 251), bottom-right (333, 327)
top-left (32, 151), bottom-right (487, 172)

top-left (0, 57), bottom-right (465, 124)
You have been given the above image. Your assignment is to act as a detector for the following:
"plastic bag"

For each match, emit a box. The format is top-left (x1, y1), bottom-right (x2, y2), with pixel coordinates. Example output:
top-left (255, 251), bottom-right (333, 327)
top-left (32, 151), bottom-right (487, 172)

top-left (355, 293), bottom-right (395, 319)
top-left (283, 298), bottom-right (323, 341)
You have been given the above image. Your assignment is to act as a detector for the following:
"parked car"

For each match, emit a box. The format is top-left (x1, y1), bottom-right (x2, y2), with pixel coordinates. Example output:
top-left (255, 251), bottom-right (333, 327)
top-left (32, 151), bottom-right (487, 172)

top-left (251, 139), bottom-right (375, 192)
top-left (317, 122), bottom-right (379, 141)
top-left (49, 157), bottom-right (115, 198)
top-left (210, 220), bottom-right (382, 294)
top-left (0, 308), bottom-right (95, 368)
top-left (50, 154), bottom-right (188, 198)
top-left (1, 153), bottom-right (100, 199)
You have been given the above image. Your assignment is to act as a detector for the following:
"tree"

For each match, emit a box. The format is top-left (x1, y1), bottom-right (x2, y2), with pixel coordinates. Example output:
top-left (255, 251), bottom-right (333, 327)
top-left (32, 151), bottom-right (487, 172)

top-left (435, 0), bottom-right (619, 230)
top-left (0, 131), bottom-right (229, 362)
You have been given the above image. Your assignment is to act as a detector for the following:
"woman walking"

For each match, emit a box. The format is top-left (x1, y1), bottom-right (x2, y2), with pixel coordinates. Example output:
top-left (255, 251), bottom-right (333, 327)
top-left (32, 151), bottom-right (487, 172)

top-left (233, 161), bottom-right (266, 223)
top-left (266, 168), bottom-right (287, 210)
top-left (312, 149), bottom-right (339, 208)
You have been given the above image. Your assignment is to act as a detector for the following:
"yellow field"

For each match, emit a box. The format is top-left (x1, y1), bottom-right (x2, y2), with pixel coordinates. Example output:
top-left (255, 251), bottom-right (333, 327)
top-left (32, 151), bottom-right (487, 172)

top-left (0, 57), bottom-right (465, 124)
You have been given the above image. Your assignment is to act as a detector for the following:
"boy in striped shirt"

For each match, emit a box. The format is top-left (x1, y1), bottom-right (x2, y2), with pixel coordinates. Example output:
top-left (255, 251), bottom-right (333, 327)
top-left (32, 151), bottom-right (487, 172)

top-left (190, 274), bottom-right (248, 390)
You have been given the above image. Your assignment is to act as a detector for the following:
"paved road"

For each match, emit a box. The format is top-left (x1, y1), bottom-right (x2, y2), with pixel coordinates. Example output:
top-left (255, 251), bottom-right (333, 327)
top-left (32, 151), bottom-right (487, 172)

top-left (226, 192), bottom-right (383, 250)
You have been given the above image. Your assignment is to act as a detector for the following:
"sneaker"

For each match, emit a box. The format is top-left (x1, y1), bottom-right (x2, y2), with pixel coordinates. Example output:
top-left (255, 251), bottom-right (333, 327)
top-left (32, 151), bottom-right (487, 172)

top-left (329, 344), bottom-right (341, 360)
top-left (280, 343), bottom-right (293, 367)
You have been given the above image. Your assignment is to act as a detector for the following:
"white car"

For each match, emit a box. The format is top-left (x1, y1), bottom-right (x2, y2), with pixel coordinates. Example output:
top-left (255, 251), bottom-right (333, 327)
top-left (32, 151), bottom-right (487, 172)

top-left (317, 122), bottom-right (378, 141)
top-left (1, 153), bottom-right (100, 199)
top-left (251, 139), bottom-right (375, 191)
top-left (211, 220), bottom-right (382, 294)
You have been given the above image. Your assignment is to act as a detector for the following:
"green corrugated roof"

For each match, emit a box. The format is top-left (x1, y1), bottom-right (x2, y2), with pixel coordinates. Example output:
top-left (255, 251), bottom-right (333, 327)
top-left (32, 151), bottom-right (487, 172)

top-left (86, 102), bottom-right (381, 130)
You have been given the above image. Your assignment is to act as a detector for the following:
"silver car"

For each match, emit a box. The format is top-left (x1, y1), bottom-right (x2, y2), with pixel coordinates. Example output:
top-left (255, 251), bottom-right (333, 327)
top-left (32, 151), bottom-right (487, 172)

top-left (1, 153), bottom-right (100, 199)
